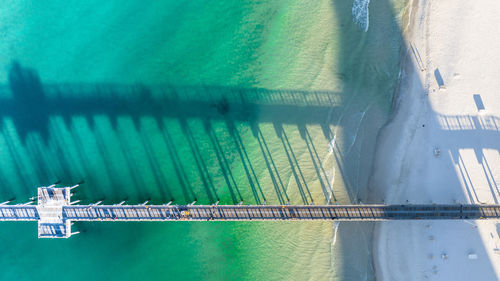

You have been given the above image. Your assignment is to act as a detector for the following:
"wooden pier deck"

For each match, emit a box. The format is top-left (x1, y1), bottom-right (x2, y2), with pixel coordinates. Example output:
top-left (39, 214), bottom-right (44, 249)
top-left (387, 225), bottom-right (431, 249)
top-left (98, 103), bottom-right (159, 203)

top-left (2, 186), bottom-right (500, 238)
top-left (63, 204), bottom-right (500, 221)
top-left (0, 206), bottom-right (38, 220)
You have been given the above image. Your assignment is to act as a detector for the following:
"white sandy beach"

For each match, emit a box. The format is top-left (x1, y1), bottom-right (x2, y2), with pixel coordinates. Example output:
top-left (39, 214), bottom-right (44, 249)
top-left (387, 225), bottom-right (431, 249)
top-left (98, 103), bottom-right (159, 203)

top-left (371, 0), bottom-right (500, 280)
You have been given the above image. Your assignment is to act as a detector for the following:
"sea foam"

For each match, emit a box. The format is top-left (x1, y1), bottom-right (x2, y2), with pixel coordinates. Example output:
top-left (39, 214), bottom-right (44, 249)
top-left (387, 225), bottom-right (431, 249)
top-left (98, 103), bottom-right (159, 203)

top-left (352, 0), bottom-right (370, 32)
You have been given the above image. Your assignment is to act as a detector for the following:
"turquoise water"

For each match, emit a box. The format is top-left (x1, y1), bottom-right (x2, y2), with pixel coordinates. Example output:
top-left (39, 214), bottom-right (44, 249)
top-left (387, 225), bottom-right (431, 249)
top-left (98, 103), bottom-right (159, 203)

top-left (0, 0), bottom-right (406, 280)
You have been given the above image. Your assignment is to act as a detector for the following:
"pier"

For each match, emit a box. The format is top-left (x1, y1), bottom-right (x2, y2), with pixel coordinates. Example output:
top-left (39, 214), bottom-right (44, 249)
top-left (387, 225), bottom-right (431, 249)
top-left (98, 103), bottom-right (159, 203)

top-left (2, 186), bottom-right (500, 238)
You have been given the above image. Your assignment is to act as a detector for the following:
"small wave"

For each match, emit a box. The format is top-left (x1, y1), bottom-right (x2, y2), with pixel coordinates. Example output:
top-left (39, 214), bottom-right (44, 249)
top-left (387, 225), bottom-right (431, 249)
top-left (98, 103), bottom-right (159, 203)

top-left (326, 135), bottom-right (336, 204)
top-left (328, 134), bottom-right (336, 153)
top-left (345, 111), bottom-right (367, 155)
top-left (352, 0), bottom-right (370, 32)
top-left (332, 221), bottom-right (340, 246)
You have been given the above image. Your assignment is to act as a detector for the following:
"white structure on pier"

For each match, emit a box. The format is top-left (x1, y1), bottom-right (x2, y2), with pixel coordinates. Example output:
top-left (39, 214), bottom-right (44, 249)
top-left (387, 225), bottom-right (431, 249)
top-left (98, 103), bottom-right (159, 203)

top-left (36, 186), bottom-right (72, 238)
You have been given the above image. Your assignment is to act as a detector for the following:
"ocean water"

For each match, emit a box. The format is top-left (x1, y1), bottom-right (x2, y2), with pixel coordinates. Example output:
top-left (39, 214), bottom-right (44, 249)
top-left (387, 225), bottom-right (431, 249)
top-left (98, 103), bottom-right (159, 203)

top-left (0, 0), bottom-right (406, 280)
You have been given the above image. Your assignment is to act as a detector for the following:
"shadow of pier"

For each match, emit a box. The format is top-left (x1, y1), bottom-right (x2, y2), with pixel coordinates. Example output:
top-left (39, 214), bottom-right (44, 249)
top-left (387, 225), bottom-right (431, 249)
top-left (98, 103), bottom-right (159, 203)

top-left (0, 62), bottom-right (340, 206)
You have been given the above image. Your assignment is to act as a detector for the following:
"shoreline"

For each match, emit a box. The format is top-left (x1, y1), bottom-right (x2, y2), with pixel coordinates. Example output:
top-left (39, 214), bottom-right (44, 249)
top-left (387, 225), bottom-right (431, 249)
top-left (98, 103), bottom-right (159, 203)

top-left (370, 0), bottom-right (500, 280)
top-left (361, 0), bottom-right (419, 204)
top-left (369, 0), bottom-right (423, 279)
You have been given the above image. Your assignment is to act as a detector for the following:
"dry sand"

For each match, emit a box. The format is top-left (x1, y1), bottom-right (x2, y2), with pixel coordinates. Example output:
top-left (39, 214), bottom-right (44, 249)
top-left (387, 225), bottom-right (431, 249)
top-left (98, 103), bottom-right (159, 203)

top-left (371, 0), bottom-right (500, 280)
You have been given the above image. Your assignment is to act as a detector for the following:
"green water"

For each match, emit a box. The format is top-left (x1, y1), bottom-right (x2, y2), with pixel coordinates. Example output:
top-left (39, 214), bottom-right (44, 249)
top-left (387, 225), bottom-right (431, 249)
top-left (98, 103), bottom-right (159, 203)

top-left (0, 0), bottom-right (406, 280)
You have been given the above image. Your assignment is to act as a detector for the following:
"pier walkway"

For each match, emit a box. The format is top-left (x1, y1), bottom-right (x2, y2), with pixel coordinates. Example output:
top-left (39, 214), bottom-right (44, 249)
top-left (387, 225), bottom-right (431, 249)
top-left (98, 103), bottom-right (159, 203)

top-left (2, 186), bottom-right (500, 238)
top-left (64, 204), bottom-right (500, 221)
top-left (2, 204), bottom-right (500, 223)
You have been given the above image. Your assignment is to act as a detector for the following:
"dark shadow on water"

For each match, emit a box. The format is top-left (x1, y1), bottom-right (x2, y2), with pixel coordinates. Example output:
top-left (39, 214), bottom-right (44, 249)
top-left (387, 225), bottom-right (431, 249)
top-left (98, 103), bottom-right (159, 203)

top-left (226, 121), bottom-right (265, 204)
top-left (2, 59), bottom-right (348, 205)
top-left (273, 123), bottom-right (312, 205)
top-left (27, 139), bottom-right (50, 184)
top-left (2, 61), bottom-right (347, 205)
top-left (178, 119), bottom-right (217, 203)
top-left (201, 120), bottom-right (242, 204)
top-left (251, 124), bottom-right (289, 205)
top-left (7, 62), bottom-right (49, 142)
top-left (2, 126), bottom-right (30, 193)
top-left (161, 123), bottom-right (195, 203)
top-left (2, 62), bottom-right (342, 146)
top-left (93, 123), bottom-right (129, 196)
top-left (135, 124), bottom-right (172, 203)
top-left (114, 127), bottom-right (150, 201)
top-left (300, 125), bottom-right (336, 203)
top-left (282, 128), bottom-right (313, 204)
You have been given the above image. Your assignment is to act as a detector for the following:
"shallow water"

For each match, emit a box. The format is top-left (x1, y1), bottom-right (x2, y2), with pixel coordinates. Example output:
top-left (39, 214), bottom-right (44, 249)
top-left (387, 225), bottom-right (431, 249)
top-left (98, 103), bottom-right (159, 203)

top-left (0, 0), bottom-right (405, 280)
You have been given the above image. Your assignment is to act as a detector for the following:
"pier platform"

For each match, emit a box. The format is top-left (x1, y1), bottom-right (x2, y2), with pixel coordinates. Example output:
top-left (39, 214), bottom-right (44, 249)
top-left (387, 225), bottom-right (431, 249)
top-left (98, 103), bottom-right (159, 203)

top-left (36, 186), bottom-right (72, 238)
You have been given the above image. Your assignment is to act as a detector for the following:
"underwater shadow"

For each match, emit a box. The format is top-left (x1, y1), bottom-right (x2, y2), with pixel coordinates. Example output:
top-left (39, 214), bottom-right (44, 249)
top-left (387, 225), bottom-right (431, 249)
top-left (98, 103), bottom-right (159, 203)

top-left (1, 62), bottom-right (342, 205)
